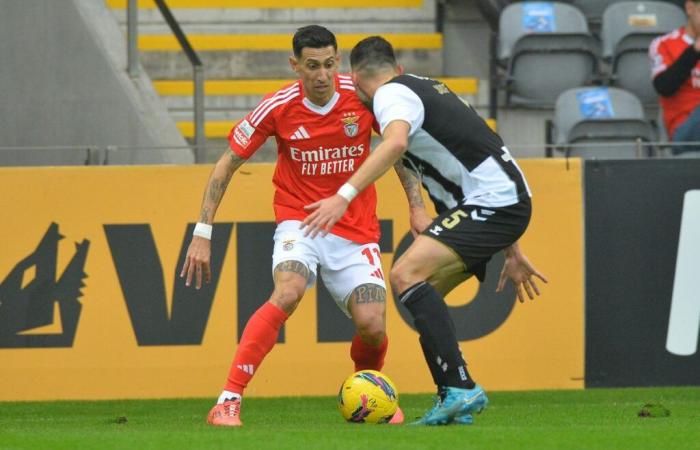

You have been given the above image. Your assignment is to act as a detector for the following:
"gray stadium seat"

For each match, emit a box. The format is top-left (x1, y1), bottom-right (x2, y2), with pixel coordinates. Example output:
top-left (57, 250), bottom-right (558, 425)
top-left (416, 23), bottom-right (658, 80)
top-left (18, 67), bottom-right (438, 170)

top-left (498, 2), bottom-right (599, 107)
top-left (569, 0), bottom-right (628, 25)
top-left (553, 86), bottom-right (656, 158)
top-left (601, 1), bottom-right (686, 104)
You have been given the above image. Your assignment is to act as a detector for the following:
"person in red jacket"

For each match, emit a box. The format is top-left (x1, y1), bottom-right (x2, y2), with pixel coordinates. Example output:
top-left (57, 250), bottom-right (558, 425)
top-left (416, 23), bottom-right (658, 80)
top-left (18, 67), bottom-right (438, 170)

top-left (650, 0), bottom-right (700, 155)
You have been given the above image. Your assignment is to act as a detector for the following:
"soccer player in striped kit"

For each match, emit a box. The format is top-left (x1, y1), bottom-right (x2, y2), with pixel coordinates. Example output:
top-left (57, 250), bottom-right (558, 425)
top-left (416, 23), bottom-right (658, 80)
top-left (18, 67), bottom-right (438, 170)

top-left (303, 36), bottom-right (547, 425)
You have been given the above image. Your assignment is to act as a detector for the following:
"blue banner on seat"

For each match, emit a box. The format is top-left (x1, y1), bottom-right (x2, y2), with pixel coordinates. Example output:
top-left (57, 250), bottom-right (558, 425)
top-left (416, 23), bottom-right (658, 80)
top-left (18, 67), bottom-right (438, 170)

top-left (522, 2), bottom-right (556, 32)
top-left (577, 88), bottom-right (615, 119)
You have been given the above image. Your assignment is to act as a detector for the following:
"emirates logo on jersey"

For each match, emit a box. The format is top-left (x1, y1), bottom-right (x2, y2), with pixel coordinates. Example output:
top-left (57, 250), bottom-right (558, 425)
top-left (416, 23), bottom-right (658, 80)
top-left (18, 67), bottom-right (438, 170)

top-left (341, 112), bottom-right (360, 137)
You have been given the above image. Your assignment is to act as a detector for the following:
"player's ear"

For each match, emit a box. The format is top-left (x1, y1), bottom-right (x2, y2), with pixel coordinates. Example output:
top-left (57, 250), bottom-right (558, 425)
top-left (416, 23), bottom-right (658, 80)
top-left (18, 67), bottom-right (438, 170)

top-left (289, 55), bottom-right (299, 73)
top-left (397, 64), bottom-right (405, 75)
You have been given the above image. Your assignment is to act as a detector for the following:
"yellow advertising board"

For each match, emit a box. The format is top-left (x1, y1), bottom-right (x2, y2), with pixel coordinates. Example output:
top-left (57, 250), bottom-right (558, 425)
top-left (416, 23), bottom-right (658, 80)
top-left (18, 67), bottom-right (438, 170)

top-left (0, 160), bottom-right (583, 401)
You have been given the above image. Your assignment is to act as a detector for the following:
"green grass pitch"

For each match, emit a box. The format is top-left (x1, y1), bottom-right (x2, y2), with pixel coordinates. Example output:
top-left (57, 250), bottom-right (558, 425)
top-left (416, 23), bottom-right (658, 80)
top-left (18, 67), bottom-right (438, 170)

top-left (1, 387), bottom-right (699, 450)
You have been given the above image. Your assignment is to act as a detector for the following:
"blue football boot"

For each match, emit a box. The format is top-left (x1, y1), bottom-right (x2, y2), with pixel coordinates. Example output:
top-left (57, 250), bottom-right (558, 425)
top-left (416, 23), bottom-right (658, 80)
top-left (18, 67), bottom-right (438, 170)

top-left (410, 395), bottom-right (453, 426)
top-left (444, 385), bottom-right (488, 417)
top-left (452, 414), bottom-right (474, 425)
top-left (412, 385), bottom-right (487, 425)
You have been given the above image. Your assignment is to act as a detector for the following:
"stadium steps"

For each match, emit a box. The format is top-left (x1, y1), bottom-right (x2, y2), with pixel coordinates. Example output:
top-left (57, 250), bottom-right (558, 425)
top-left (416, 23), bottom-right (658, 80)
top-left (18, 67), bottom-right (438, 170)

top-left (159, 77), bottom-right (479, 161)
top-left (107, 0), bottom-right (462, 161)
top-left (136, 32), bottom-right (443, 79)
top-left (155, 77), bottom-right (478, 113)
top-left (163, 77), bottom-right (479, 136)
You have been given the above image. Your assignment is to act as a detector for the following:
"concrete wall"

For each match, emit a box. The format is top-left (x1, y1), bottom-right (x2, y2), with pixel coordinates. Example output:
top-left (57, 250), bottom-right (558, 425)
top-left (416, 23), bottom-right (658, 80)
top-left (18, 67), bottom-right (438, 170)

top-left (0, 0), bottom-right (192, 165)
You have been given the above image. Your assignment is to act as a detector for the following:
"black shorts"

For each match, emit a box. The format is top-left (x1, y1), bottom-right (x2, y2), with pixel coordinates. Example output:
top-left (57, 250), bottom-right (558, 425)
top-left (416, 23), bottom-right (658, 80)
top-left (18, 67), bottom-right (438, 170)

top-left (420, 196), bottom-right (532, 281)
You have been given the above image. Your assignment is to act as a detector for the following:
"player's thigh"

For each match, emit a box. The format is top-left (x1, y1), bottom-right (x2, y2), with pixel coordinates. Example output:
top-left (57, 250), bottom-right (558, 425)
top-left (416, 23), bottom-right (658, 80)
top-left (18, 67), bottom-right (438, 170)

top-left (427, 260), bottom-right (475, 297)
top-left (270, 221), bottom-right (320, 313)
top-left (391, 235), bottom-right (463, 291)
top-left (346, 282), bottom-right (387, 336)
top-left (318, 238), bottom-right (387, 321)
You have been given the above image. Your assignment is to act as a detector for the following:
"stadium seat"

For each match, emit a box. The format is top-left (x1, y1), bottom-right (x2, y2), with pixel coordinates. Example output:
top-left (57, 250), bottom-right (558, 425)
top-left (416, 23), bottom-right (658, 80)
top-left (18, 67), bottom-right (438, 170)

top-left (498, 1), bottom-right (600, 107)
top-left (553, 86), bottom-right (656, 158)
top-left (601, 1), bottom-right (686, 105)
top-left (568, 0), bottom-right (628, 25)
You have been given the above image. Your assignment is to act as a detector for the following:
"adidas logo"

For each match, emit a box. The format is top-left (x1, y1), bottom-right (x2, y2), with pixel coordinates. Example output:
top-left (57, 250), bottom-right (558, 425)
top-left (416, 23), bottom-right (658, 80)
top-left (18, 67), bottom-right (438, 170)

top-left (289, 126), bottom-right (310, 140)
top-left (237, 364), bottom-right (254, 375)
top-left (370, 268), bottom-right (384, 280)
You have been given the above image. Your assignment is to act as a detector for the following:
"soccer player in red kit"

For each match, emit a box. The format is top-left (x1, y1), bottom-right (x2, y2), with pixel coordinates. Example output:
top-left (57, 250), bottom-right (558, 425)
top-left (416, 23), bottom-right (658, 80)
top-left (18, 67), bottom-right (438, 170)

top-left (180, 26), bottom-right (412, 426)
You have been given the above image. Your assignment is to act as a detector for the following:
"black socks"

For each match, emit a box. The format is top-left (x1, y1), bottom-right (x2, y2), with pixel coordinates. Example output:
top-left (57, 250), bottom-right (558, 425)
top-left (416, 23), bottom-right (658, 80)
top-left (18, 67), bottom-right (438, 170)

top-left (400, 282), bottom-right (476, 390)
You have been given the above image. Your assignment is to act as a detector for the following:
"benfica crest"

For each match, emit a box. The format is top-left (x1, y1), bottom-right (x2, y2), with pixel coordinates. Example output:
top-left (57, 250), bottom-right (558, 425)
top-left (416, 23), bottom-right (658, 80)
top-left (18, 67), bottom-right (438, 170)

top-left (341, 113), bottom-right (360, 137)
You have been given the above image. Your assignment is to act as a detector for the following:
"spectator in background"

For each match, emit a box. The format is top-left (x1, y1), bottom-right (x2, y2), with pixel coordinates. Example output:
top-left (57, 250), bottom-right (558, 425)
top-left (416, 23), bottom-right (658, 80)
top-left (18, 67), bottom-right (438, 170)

top-left (650, 0), bottom-right (700, 156)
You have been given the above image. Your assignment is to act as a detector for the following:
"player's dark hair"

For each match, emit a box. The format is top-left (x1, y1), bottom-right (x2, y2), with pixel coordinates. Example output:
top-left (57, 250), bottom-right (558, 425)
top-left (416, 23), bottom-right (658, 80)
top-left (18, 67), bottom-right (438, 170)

top-left (292, 25), bottom-right (337, 58)
top-left (350, 36), bottom-right (398, 74)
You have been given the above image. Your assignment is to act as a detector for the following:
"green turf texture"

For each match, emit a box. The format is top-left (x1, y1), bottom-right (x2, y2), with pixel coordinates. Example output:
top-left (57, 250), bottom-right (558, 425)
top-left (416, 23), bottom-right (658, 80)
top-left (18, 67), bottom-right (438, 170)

top-left (1, 387), bottom-right (699, 450)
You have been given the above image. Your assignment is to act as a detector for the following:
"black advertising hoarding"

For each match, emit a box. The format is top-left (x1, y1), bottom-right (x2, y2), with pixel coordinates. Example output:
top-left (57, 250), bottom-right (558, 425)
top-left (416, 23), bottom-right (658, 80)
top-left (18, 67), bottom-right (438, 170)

top-left (585, 159), bottom-right (700, 387)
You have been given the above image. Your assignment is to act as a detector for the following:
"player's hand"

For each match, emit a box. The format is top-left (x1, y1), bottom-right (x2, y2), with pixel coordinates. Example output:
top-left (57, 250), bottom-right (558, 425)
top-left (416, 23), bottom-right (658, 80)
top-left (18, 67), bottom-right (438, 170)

top-left (496, 248), bottom-right (548, 302)
top-left (409, 207), bottom-right (433, 237)
top-left (180, 236), bottom-right (212, 289)
top-left (301, 194), bottom-right (349, 238)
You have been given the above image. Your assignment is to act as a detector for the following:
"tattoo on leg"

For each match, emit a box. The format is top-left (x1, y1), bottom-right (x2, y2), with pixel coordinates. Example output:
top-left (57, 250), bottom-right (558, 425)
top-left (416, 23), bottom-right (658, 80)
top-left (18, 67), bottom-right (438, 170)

top-left (274, 260), bottom-right (310, 280)
top-left (350, 283), bottom-right (386, 304)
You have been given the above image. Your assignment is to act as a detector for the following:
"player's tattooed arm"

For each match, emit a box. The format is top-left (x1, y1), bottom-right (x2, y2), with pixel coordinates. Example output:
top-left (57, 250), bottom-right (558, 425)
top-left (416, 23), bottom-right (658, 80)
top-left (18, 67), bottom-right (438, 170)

top-left (198, 150), bottom-right (247, 224)
top-left (350, 283), bottom-right (387, 304)
top-left (393, 161), bottom-right (425, 210)
top-left (393, 161), bottom-right (432, 235)
top-left (274, 260), bottom-right (311, 281)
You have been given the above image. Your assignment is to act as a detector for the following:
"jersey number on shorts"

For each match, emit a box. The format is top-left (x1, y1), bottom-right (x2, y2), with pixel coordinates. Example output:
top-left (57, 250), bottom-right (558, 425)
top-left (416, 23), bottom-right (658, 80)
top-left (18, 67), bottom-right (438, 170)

top-left (442, 210), bottom-right (469, 229)
top-left (362, 247), bottom-right (385, 280)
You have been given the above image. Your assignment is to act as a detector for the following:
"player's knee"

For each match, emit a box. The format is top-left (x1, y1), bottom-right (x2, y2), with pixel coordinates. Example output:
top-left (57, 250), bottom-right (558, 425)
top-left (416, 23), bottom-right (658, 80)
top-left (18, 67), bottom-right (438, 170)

top-left (355, 319), bottom-right (385, 346)
top-left (269, 285), bottom-right (304, 315)
top-left (390, 262), bottom-right (421, 294)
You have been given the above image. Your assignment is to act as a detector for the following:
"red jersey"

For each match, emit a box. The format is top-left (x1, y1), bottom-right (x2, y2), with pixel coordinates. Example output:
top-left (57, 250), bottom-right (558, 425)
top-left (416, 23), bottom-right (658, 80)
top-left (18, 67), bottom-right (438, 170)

top-left (650, 27), bottom-right (700, 136)
top-left (228, 73), bottom-right (380, 244)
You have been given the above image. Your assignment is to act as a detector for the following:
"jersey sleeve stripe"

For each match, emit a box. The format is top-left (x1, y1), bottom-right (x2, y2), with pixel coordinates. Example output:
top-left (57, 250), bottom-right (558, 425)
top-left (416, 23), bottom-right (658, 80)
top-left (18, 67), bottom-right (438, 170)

top-left (250, 85), bottom-right (298, 122)
top-left (250, 89), bottom-right (299, 124)
top-left (250, 84), bottom-right (299, 122)
top-left (251, 92), bottom-right (301, 126)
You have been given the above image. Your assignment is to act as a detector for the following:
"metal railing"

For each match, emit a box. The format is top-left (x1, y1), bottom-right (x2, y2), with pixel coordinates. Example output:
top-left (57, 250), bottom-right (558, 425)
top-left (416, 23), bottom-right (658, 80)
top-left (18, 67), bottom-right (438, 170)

top-left (0, 145), bottom-right (196, 166)
top-left (1, 141), bottom-right (699, 167)
top-left (126, 0), bottom-right (206, 163)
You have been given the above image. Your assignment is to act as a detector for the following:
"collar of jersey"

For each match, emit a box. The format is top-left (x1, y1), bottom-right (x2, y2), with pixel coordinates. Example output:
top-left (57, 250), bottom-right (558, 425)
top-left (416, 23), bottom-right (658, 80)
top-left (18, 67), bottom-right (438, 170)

top-left (680, 27), bottom-right (694, 45)
top-left (302, 91), bottom-right (340, 116)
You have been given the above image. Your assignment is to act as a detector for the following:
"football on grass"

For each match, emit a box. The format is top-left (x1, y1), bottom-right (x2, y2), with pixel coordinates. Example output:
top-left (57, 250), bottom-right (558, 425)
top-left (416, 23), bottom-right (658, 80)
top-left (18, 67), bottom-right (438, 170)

top-left (337, 370), bottom-right (399, 423)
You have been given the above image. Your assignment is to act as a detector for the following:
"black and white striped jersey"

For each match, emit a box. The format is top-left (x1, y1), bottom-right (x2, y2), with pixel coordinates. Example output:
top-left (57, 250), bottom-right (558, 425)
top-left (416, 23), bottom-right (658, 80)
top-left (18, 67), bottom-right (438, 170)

top-left (373, 74), bottom-right (531, 213)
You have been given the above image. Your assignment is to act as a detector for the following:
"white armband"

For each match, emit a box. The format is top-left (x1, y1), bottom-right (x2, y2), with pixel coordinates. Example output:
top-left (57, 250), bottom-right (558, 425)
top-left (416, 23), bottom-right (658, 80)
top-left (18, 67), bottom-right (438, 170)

top-left (193, 222), bottom-right (213, 240)
top-left (337, 183), bottom-right (359, 202)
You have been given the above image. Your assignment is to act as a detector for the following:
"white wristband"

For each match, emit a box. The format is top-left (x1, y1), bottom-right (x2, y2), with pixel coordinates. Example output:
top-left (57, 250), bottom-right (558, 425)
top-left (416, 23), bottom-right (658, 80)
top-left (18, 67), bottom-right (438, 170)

top-left (193, 222), bottom-right (213, 240)
top-left (337, 183), bottom-right (359, 202)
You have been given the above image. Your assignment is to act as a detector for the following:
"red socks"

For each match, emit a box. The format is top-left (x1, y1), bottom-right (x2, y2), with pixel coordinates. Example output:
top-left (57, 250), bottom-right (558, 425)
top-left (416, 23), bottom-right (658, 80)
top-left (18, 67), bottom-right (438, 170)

top-left (350, 333), bottom-right (388, 371)
top-left (224, 302), bottom-right (388, 394)
top-left (224, 302), bottom-right (288, 394)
